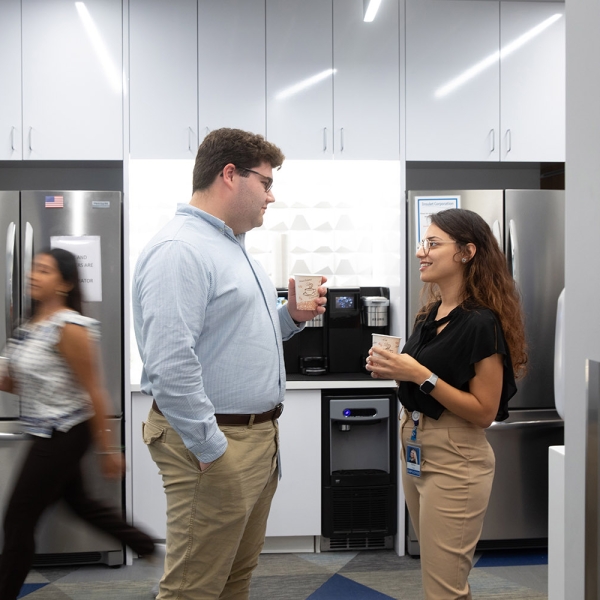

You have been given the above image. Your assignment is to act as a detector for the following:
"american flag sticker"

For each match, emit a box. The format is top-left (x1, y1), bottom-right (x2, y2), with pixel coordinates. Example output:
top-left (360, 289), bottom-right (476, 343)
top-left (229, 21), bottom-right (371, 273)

top-left (45, 195), bottom-right (64, 208)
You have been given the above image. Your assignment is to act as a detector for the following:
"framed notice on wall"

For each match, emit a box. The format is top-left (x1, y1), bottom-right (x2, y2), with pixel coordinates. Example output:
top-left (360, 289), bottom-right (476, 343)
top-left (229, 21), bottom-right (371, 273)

top-left (414, 196), bottom-right (461, 243)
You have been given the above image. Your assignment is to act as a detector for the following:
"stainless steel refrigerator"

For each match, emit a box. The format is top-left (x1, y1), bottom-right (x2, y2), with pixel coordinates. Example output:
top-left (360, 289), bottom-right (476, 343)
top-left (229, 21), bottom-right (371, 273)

top-left (405, 189), bottom-right (565, 553)
top-left (0, 190), bottom-right (124, 566)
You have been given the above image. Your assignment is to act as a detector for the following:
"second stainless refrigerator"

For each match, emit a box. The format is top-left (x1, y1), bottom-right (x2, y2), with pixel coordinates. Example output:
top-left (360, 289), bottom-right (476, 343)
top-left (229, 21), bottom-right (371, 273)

top-left (0, 190), bottom-right (124, 566)
top-left (406, 189), bottom-right (565, 552)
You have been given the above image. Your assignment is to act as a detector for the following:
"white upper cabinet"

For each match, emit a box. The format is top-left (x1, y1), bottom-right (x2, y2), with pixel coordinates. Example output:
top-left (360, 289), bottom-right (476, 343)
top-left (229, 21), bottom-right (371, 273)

top-left (198, 0), bottom-right (266, 141)
top-left (21, 0), bottom-right (123, 160)
top-left (267, 0), bottom-right (399, 160)
top-left (406, 0), bottom-right (500, 162)
top-left (500, 2), bottom-right (565, 162)
top-left (0, 0), bottom-right (22, 160)
top-left (333, 0), bottom-right (400, 160)
top-left (130, 0), bottom-right (198, 159)
top-left (266, 0), bottom-right (334, 160)
top-left (406, 0), bottom-right (565, 162)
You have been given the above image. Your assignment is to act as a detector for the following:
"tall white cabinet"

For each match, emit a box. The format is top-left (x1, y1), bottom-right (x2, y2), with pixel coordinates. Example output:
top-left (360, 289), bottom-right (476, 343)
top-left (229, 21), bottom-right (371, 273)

top-left (198, 0), bottom-right (266, 141)
top-left (129, 0), bottom-right (198, 159)
top-left (266, 0), bottom-right (399, 160)
top-left (0, 0), bottom-right (22, 160)
top-left (406, 0), bottom-right (565, 162)
top-left (21, 0), bottom-right (123, 160)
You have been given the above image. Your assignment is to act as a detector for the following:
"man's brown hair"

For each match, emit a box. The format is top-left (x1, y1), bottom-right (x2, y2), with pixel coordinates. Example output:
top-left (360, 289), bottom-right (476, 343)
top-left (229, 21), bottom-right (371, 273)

top-left (192, 128), bottom-right (285, 192)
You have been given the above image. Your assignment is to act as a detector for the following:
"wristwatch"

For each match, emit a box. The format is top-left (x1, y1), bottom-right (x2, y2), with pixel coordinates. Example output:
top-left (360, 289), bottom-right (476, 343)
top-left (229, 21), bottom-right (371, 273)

top-left (419, 373), bottom-right (438, 395)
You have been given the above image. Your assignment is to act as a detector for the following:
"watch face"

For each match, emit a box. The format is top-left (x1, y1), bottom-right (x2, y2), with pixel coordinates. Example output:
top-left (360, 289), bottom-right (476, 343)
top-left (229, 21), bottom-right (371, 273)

top-left (420, 380), bottom-right (435, 394)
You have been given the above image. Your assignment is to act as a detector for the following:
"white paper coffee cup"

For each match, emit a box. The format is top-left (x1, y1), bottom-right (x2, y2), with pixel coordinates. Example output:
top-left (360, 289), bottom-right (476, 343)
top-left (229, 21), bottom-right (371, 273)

top-left (372, 334), bottom-right (402, 356)
top-left (294, 274), bottom-right (322, 311)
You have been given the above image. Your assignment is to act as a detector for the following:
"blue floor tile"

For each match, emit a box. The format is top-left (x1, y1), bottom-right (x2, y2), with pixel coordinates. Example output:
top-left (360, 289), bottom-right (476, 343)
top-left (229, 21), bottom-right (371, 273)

top-left (475, 550), bottom-right (548, 567)
top-left (307, 574), bottom-right (395, 599)
top-left (18, 583), bottom-right (49, 598)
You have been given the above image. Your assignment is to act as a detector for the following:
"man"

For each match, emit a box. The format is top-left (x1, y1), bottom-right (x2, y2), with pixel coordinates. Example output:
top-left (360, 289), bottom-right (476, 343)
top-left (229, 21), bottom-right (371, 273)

top-left (133, 128), bottom-right (326, 600)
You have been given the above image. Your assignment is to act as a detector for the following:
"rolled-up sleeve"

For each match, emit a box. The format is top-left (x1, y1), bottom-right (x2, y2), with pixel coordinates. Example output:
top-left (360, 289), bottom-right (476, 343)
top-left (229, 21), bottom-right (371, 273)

top-left (133, 240), bottom-right (227, 462)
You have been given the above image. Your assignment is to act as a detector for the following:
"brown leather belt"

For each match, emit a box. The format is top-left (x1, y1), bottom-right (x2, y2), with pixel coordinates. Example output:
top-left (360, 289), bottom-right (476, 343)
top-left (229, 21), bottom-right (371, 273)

top-left (152, 399), bottom-right (283, 425)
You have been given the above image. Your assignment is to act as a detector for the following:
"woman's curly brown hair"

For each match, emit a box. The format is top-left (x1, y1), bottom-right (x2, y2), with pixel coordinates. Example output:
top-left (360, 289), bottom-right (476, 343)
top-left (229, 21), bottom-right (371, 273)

top-left (417, 208), bottom-right (528, 378)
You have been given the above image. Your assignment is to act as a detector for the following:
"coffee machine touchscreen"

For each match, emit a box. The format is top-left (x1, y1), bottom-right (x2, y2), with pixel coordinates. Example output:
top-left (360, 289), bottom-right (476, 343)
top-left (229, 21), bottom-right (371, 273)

top-left (335, 296), bottom-right (355, 309)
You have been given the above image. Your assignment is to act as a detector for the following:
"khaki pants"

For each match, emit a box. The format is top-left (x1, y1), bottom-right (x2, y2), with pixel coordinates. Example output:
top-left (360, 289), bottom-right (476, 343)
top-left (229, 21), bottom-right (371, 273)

top-left (143, 408), bottom-right (279, 600)
top-left (401, 409), bottom-right (495, 600)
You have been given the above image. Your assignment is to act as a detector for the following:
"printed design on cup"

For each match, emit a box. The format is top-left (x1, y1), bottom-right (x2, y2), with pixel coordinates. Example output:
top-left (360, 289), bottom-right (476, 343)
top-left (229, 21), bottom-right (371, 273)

top-left (371, 334), bottom-right (402, 357)
top-left (295, 274), bottom-right (322, 311)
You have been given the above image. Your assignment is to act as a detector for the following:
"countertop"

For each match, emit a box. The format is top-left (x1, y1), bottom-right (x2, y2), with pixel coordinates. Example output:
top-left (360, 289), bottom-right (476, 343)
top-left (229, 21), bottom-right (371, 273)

top-left (131, 374), bottom-right (396, 393)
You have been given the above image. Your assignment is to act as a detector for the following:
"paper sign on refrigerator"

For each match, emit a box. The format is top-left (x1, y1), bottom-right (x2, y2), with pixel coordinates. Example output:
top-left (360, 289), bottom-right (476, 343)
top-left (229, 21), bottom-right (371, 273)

top-left (50, 236), bottom-right (102, 302)
top-left (415, 196), bottom-right (460, 243)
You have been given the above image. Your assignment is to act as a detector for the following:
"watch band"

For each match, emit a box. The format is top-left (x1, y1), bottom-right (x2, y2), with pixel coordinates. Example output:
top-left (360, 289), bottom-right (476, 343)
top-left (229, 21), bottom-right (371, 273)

top-left (419, 373), bottom-right (438, 395)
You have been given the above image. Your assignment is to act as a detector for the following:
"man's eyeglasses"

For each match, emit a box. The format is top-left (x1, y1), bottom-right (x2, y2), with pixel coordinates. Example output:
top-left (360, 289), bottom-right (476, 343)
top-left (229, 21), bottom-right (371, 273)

top-left (416, 239), bottom-right (456, 255)
top-left (238, 167), bottom-right (274, 193)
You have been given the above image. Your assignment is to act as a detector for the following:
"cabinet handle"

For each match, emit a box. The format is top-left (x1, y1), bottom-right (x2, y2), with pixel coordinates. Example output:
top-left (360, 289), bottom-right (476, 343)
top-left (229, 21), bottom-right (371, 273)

top-left (323, 127), bottom-right (328, 152)
top-left (506, 129), bottom-right (512, 153)
top-left (10, 127), bottom-right (16, 152)
top-left (340, 127), bottom-right (344, 152)
top-left (28, 127), bottom-right (33, 152)
top-left (490, 129), bottom-right (495, 153)
top-left (188, 127), bottom-right (194, 152)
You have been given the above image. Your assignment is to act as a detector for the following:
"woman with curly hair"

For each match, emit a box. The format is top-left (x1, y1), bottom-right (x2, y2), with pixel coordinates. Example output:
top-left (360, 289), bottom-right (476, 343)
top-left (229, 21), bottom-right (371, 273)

top-left (367, 208), bottom-right (526, 600)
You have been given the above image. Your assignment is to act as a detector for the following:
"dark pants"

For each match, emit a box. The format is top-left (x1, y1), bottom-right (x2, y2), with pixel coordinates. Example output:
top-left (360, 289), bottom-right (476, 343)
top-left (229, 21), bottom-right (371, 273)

top-left (0, 419), bottom-right (154, 600)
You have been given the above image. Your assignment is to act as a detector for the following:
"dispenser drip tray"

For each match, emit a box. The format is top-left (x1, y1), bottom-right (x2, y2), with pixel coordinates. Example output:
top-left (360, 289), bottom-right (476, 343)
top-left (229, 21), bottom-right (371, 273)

top-left (331, 469), bottom-right (390, 487)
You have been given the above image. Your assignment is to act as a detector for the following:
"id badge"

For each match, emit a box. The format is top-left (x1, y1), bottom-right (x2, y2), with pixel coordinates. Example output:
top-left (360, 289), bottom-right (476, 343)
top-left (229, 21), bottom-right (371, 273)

top-left (406, 443), bottom-right (422, 477)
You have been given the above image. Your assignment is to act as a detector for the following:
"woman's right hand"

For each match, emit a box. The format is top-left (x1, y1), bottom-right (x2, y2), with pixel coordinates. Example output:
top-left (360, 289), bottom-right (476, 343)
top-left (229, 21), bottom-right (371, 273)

top-left (101, 452), bottom-right (126, 479)
top-left (366, 347), bottom-right (430, 384)
top-left (0, 375), bottom-right (14, 393)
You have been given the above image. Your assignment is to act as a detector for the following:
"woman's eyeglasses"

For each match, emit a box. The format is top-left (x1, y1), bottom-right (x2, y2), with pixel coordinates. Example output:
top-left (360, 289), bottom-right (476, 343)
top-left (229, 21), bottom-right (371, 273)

top-left (416, 239), bottom-right (455, 256)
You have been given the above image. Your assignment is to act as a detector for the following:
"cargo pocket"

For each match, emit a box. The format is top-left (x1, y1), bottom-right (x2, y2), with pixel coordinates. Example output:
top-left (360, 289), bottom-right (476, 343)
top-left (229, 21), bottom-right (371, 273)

top-left (142, 420), bottom-right (165, 445)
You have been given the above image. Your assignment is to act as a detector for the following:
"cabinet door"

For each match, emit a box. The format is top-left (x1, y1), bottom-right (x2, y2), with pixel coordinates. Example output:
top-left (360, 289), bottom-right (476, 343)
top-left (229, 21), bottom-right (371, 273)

top-left (266, 0), bottom-right (333, 159)
top-left (266, 390), bottom-right (321, 537)
top-left (333, 0), bottom-right (399, 160)
top-left (198, 0), bottom-right (265, 141)
top-left (0, 0), bottom-right (21, 160)
top-left (21, 0), bottom-right (123, 160)
top-left (405, 0), bottom-right (500, 161)
top-left (130, 0), bottom-right (198, 159)
top-left (500, 2), bottom-right (565, 162)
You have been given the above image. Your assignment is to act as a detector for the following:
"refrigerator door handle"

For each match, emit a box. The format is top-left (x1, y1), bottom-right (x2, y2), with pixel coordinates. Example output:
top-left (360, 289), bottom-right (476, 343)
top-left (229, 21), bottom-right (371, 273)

top-left (488, 419), bottom-right (563, 430)
top-left (5, 222), bottom-right (16, 342)
top-left (507, 219), bottom-right (519, 282)
top-left (0, 432), bottom-right (28, 440)
top-left (22, 222), bottom-right (34, 321)
top-left (492, 219), bottom-right (502, 250)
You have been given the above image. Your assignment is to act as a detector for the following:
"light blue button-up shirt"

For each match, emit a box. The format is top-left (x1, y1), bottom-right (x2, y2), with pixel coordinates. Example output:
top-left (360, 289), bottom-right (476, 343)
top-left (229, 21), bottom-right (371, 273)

top-left (132, 204), bottom-right (301, 462)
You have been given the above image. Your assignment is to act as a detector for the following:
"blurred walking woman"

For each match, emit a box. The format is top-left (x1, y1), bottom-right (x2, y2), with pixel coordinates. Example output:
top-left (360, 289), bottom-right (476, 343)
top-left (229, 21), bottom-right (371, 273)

top-left (367, 209), bottom-right (526, 600)
top-left (0, 248), bottom-right (154, 600)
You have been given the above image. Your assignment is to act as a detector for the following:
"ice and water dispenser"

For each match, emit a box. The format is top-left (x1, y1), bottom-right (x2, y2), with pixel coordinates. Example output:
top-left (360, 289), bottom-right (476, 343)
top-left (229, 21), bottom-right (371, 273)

top-left (321, 390), bottom-right (397, 551)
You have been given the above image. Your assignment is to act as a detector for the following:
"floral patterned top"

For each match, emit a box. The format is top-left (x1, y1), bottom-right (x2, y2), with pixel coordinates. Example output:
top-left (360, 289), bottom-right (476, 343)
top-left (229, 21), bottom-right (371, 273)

top-left (1, 310), bottom-right (99, 437)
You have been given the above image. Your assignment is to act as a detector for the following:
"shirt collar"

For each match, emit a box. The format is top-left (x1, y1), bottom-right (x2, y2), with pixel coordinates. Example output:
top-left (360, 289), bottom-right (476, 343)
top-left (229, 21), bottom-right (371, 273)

top-left (176, 203), bottom-right (245, 245)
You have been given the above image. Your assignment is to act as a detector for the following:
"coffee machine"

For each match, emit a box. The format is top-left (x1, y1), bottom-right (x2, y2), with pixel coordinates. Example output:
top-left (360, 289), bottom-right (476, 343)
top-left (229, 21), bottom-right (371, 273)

top-left (279, 286), bottom-right (390, 375)
top-left (326, 287), bottom-right (390, 374)
top-left (278, 289), bottom-right (328, 375)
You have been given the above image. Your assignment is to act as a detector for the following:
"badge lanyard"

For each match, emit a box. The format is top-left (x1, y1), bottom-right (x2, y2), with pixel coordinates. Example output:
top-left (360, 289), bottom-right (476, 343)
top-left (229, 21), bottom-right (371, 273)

top-left (406, 410), bottom-right (422, 478)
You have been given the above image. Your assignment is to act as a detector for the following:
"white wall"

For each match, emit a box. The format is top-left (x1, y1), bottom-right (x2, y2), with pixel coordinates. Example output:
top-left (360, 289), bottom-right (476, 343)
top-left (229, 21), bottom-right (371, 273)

top-left (128, 159), bottom-right (403, 384)
top-left (564, 0), bottom-right (600, 597)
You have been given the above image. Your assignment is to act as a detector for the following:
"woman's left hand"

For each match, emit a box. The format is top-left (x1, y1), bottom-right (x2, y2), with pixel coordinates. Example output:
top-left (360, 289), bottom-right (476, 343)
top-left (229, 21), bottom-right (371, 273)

top-left (365, 347), bottom-right (428, 383)
top-left (101, 452), bottom-right (126, 479)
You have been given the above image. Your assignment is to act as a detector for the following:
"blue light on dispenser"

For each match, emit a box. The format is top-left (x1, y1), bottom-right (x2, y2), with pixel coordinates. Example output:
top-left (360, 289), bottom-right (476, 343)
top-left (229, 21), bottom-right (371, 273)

top-left (343, 409), bottom-right (352, 417)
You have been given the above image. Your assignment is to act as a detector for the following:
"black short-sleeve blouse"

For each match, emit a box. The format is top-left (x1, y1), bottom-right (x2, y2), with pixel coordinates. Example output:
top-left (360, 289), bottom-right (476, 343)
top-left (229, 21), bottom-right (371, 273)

top-left (398, 301), bottom-right (517, 421)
